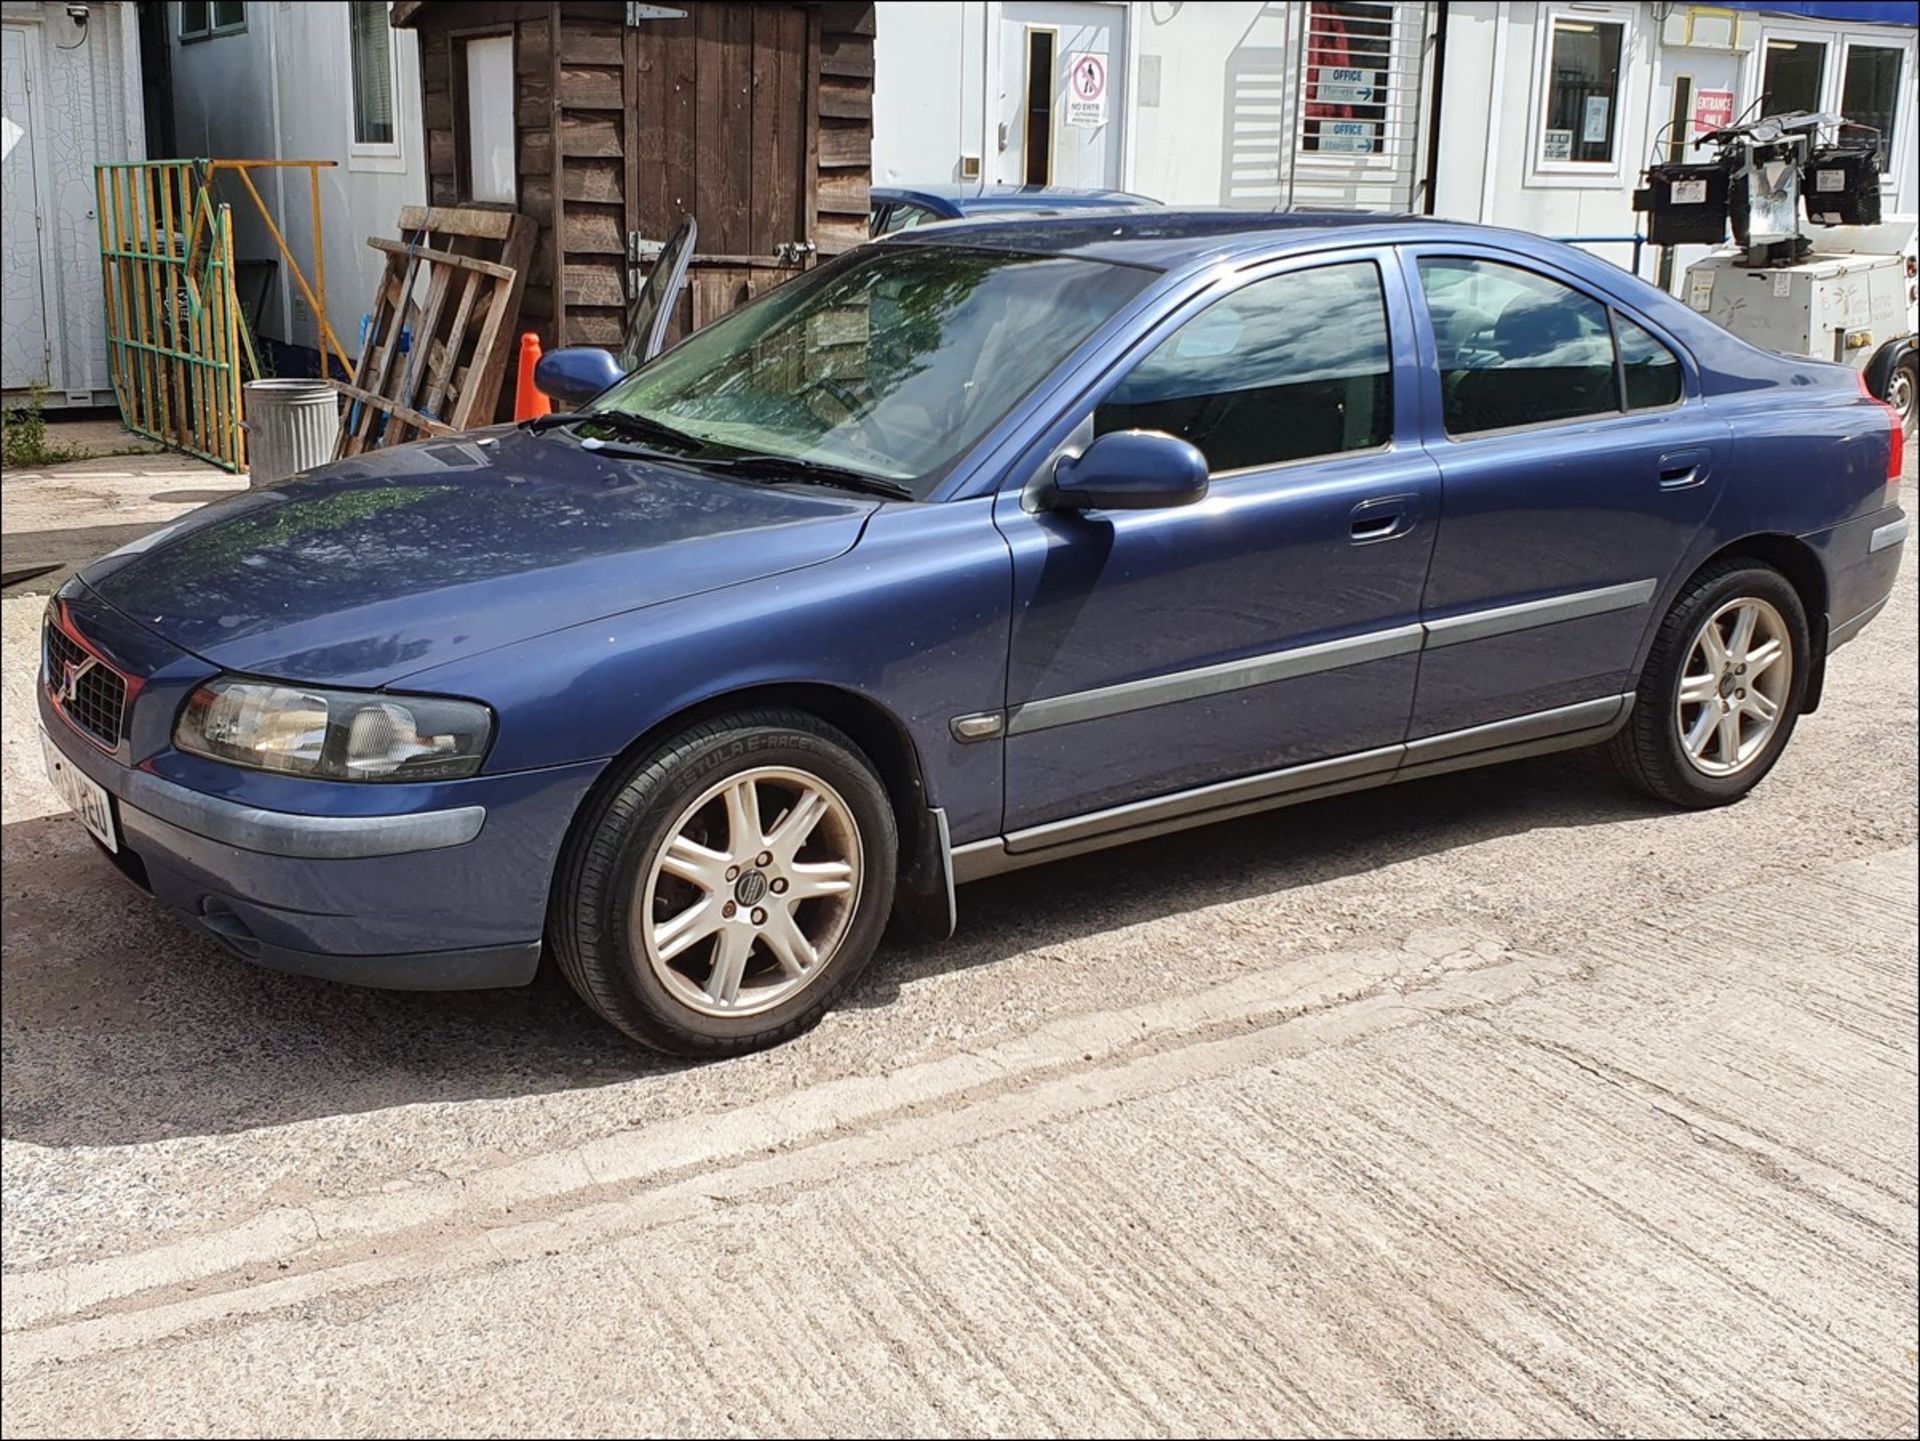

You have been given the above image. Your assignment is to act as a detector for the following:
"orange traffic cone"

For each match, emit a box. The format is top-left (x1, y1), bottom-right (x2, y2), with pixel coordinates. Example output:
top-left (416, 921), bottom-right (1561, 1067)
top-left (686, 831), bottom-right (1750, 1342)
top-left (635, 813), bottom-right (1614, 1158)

top-left (514, 332), bottom-right (551, 420)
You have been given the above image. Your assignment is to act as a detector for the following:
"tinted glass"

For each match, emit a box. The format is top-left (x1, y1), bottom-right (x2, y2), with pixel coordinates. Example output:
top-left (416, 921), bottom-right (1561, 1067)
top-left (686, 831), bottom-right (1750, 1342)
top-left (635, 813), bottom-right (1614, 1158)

top-left (1543, 19), bottom-right (1624, 164)
top-left (1842, 46), bottom-right (1903, 163)
top-left (1761, 38), bottom-right (1827, 117)
top-left (1616, 314), bottom-right (1682, 410)
top-left (597, 245), bottom-right (1149, 495)
top-left (1095, 262), bottom-right (1391, 473)
top-left (1418, 257), bottom-right (1616, 434)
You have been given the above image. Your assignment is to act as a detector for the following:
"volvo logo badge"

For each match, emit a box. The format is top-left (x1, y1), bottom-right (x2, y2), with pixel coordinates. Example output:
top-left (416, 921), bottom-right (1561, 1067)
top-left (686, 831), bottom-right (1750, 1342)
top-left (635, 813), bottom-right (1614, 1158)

top-left (59, 656), bottom-right (94, 705)
top-left (734, 870), bottom-right (769, 906)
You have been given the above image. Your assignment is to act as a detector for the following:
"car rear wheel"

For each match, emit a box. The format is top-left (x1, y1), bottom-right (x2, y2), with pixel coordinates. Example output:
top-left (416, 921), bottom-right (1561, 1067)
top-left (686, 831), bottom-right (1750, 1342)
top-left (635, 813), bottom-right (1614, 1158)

top-left (550, 709), bottom-right (897, 1056)
top-left (1610, 560), bottom-right (1810, 808)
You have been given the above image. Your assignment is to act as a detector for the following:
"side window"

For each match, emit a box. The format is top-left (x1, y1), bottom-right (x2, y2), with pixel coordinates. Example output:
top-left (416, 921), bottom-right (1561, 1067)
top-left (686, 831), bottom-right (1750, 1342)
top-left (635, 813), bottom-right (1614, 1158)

top-left (1095, 261), bottom-right (1391, 473)
top-left (1417, 256), bottom-right (1616, 435)
top-left (1615, 313), bottom-right (1682, 410)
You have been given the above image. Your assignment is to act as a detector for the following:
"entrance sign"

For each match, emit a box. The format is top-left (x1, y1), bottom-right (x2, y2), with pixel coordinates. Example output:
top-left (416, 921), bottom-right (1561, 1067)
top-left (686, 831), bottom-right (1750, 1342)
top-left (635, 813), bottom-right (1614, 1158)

top-left (1693, 88), bottom-right (1735, 137)
top-left (1066, 51), bottom-right (1107, 128)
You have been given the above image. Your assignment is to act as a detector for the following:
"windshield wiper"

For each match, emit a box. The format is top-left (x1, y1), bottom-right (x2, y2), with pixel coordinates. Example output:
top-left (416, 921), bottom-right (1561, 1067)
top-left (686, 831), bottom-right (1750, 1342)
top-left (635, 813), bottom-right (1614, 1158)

top-left (694, 453), bottom-right (915, 500)
top-left (528, 408), bottom-right (710, 455)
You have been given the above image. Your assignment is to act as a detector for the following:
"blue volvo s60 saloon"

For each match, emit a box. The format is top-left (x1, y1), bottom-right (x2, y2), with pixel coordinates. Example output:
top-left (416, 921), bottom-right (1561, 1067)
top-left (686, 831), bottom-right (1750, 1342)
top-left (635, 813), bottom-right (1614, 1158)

top-left (39, 212), bottom-right (1907, 1055)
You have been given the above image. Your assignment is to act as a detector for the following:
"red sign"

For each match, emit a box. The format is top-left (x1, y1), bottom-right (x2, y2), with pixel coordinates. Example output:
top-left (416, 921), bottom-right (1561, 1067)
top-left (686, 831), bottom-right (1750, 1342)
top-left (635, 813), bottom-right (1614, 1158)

top-left (1693, 88), bottom-right (1736, 138)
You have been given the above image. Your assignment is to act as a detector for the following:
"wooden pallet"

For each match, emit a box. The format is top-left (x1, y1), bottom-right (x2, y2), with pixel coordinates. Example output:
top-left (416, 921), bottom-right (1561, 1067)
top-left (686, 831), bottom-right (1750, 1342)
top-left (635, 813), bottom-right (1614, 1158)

top-left (332, 206), bottom-right (534, 457)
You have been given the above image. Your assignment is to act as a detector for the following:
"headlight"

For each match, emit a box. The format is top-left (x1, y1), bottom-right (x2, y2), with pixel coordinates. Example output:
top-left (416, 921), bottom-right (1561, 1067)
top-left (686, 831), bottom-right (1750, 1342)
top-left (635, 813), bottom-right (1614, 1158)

top-left (175, 678), bottom-right (493, 781)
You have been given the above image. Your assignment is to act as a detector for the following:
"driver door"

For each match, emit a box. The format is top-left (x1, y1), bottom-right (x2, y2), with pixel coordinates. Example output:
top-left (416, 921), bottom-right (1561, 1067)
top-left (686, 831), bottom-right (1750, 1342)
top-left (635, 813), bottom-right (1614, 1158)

top-left (992, 249), bottom-right (1441, 833)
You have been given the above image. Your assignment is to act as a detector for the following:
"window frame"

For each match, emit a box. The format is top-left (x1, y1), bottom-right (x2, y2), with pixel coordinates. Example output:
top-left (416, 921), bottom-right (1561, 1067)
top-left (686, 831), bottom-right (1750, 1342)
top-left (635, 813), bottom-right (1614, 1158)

top-left (346, 1), bottom-right (405, 172)
top-left (1741, 23), bottom-right (1916, 191)
top-left (1295, 0), bottom-right (1417, 178)
top-left (450, 27), bottom-right (518, 207)
top-left (1835, 38), bottom-right (1906, 176)
top-left (179, 0), bottom-right (246, 43)
top-left (1526, 3), bottom-right (1637, 189)
top-left (1086, 252), bottom-right (1402, 481)
top-left (1399, 246), bottom-right (1697, 444)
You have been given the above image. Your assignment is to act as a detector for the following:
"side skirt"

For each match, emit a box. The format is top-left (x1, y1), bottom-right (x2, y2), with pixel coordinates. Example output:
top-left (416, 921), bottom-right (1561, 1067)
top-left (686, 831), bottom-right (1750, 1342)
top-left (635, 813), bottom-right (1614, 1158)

top-left (949, 693), bottom-right (1634, 885)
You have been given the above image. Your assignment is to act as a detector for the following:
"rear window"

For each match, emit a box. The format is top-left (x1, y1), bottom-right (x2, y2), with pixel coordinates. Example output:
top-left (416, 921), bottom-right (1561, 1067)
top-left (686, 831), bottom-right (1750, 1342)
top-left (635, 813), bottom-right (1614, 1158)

top-left (1418, 257), bottom-right (1617, 434)
top-left (1616, 314), bottom-right (1683, 410)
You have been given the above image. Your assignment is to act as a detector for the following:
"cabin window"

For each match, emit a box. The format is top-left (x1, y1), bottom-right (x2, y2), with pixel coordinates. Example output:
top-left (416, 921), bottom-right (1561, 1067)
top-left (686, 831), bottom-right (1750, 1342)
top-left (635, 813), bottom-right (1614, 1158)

top-left (1840, 44), bottom-right (1903, 165)
top-left (179, 0), bottom-right (246, 41)
top-left (456, 34), bottom-right (517, 204)
top-left (1760, 37), bottom-right (1827, 117)
top-left (1538, 15), bottom-right (1625, 167)
top-left (349, 4), bottom-right (398, 153)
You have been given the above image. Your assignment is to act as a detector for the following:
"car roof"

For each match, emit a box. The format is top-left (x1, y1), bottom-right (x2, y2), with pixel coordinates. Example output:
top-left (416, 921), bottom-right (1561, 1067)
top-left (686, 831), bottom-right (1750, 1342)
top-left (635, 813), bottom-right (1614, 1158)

top-left (881, 207), bottom-right (1586, 271)
top-left (872, 183), bottom-right (1158, 215)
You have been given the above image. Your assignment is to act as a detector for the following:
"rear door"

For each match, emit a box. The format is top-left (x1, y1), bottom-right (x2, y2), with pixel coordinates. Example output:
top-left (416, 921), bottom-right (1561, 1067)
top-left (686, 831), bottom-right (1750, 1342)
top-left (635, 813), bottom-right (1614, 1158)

top-left (993, 247), bottom-right (1440, 831)
top-left (1400, 247), bottom-right (1731, 739)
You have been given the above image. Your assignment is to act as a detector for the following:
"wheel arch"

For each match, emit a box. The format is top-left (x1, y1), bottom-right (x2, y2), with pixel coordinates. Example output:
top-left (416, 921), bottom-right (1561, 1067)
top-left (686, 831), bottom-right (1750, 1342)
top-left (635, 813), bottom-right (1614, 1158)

top-left (1684, 532), bottom-right (1832, 712)
top-left (549, 680), bottom-right (953, 943)
top-left (1863, 334), bottom-right (1916, 404)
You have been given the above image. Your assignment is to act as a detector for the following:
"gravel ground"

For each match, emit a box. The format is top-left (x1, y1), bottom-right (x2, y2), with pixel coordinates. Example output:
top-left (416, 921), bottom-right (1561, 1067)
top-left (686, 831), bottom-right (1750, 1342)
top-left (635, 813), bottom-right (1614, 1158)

top-left (1, 449), bottom-right (1913, 1436)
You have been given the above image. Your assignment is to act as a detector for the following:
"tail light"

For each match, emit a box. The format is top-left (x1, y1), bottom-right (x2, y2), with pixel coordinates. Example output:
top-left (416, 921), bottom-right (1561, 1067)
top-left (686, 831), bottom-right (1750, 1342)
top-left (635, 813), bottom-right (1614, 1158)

top-left (1858, 371), bottom-right (1902, 484)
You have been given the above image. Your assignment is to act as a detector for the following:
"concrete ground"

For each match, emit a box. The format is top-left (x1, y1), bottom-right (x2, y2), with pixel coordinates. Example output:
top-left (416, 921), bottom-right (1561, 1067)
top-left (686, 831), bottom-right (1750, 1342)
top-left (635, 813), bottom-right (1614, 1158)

top-left (1, 442), bottom-right (1914, 1437)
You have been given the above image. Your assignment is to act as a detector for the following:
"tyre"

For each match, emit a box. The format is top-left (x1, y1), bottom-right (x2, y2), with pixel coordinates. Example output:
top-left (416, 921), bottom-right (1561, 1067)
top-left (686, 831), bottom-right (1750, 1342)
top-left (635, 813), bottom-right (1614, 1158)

top-left (1888, 353), bottom-right (1917, 434)
top-left (550, 709), bottom-right (898, 1056)
top-left (1610, 560), bottom-right (1810, 809)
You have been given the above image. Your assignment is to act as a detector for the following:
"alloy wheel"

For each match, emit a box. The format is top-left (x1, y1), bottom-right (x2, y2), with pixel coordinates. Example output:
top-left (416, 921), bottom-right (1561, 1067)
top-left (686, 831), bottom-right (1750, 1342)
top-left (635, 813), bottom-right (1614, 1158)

top-left (635, 766), bottom-right (863, 1017)
top-left (1674, 596), bottom-right (1792, 777)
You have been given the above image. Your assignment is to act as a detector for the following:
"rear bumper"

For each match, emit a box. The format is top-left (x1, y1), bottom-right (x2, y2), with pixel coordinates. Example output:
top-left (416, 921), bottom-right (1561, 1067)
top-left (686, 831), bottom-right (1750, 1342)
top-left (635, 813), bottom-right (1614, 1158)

top-left (41, 686), bottom-right (603, 990)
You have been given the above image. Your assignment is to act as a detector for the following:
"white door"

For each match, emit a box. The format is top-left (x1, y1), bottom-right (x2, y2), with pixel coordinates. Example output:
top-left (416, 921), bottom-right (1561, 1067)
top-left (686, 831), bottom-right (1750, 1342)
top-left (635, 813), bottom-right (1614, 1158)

top-left (998, 2), bottom-right (1125, 190)
top-left (1, 25), bottom-right (51, 390)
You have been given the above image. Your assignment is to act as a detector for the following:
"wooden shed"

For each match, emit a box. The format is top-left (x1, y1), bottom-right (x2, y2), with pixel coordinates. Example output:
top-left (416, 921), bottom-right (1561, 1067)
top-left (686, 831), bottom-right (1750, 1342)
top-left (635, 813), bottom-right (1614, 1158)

top-left (391, 0), bottom-right (875, 351)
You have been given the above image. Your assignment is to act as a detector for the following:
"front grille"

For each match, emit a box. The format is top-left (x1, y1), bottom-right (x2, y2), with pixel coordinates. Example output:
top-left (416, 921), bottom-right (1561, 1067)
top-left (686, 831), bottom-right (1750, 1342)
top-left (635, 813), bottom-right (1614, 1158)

top-left (45, 620), bottom-right (128, 748)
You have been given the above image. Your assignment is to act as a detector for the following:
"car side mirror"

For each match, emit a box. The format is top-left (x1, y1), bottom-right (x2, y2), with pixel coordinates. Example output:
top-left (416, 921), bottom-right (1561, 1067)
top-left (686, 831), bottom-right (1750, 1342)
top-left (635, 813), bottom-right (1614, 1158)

top-left (533, 347), bottom-right (625, 410)
top-left (1043, 429), bottom-right (1210, 512)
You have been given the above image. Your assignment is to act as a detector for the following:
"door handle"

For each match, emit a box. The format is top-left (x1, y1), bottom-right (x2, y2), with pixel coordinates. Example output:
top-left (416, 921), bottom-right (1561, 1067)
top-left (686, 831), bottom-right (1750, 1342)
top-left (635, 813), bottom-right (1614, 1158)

top-left (1350, 494), bottom-right (1415, 544)
top-left (1658, 448), bottom-right (1710, 490)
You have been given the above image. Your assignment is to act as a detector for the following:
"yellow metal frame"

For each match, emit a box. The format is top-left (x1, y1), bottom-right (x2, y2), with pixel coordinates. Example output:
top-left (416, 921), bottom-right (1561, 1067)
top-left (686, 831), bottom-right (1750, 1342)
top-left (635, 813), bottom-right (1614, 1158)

top-left (94, 159), bottom-right (354, 473)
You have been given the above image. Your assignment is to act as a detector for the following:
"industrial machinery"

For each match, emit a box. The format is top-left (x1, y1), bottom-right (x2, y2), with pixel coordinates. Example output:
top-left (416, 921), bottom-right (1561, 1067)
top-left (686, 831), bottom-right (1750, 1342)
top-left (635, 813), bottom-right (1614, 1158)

top-left (1636, 112), bottom-right (1917, 430)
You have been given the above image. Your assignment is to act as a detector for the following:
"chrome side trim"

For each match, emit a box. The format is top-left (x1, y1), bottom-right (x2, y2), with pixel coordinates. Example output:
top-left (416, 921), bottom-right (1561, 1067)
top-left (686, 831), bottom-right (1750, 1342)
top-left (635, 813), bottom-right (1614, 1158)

top-left (1004, 745), bottom-right (1402, 853)
top-left (1869, 515), bottom-right (1909, 553)
top-left (1005, 624), bottom-right (1424, 736)
top-left (1401, 694), bottom-right (1629, 765)
top-left (1423, 579), bottom-right (1658, 650)
top-left (999, 581), bottom-right (1657, 739)
top-left (951, 693), bottom-right (1636, 885)
top-left (122, 770), bottom-right (487, 859)
top-left (1827, 595), bottom-right (1888, 652)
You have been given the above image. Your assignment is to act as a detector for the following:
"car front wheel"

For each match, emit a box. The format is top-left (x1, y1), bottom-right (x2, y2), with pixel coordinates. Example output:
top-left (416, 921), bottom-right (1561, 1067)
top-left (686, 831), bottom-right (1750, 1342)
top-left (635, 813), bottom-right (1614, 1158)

top-left (550, 709), bottom-right (898, 1056)
top-left (1611, 560), bottom-right (1810, 808)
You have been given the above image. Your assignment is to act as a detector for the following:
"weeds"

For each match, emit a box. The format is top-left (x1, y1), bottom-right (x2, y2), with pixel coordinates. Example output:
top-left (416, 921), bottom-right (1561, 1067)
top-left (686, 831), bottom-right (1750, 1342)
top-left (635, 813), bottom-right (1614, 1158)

top-left (1, 386), bottom-right (83, 469)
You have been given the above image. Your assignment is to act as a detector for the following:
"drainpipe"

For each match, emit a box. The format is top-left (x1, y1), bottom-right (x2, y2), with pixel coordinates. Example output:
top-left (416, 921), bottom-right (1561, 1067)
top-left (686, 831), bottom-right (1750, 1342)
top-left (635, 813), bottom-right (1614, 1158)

top-left (1421, 0), bottom-right (1449, 214)
top-left (1477, 1), bottom-right (1509, 224)
top-left (266, 11), bottom-right (291, 346)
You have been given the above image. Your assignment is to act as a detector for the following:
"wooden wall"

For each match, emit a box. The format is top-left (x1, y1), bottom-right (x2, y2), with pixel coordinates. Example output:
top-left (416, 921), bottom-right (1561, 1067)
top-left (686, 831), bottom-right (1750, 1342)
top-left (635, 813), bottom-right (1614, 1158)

top-left (408, 1), bottom-right (874, 351)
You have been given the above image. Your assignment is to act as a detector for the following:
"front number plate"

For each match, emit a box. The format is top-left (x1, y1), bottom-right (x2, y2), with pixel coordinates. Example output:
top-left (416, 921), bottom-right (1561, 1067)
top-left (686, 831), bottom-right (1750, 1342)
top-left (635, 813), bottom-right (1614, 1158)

top-left (40, 727), bottom-right (118, 852)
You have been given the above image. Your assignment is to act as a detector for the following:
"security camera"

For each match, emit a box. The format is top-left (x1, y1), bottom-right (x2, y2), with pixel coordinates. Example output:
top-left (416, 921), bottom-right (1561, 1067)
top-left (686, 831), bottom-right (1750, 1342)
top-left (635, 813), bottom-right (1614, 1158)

top-left (65, 3), bottom-right (89, 23)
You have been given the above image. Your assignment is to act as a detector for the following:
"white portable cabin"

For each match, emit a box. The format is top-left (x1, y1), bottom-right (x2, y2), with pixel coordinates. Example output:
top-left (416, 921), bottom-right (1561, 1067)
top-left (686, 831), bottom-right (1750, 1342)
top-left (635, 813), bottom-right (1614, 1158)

top-left (1, 0), bottom-right (145, 410)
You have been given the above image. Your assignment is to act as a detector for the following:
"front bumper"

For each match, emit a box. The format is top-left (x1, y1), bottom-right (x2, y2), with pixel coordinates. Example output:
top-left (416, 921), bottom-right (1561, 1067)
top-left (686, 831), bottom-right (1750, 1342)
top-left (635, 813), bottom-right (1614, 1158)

top-left (40, 685), bottom-right (604, 990)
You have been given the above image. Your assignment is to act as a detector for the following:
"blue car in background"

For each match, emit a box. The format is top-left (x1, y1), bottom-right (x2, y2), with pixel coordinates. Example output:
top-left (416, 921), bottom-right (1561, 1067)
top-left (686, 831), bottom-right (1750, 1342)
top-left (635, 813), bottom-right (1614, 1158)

top-left (39, 211), bottom-right (1907, 1056)
top-left (869, 182), bottom-right (1157, 238)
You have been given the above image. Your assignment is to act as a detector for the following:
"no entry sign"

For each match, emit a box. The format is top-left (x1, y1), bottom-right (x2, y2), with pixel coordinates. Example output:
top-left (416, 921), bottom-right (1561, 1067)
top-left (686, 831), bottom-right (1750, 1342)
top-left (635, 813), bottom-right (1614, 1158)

top-left (1066, 51), bottom-right (1108, 128)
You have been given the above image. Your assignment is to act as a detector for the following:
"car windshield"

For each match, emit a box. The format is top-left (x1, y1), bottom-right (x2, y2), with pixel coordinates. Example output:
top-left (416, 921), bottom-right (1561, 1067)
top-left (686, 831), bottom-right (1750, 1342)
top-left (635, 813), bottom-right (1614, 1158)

top-left (590, 244), bottom-right (1151, 497)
